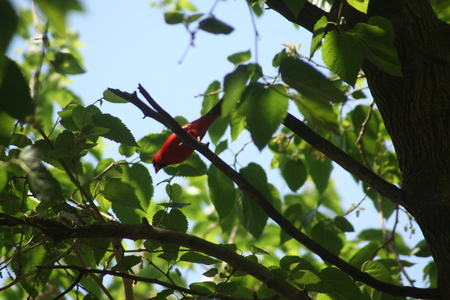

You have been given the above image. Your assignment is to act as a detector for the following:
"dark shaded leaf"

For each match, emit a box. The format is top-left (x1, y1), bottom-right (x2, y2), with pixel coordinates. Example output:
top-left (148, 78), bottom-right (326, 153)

top-left (199, 17), bottom-right (233, 34)
top-left (0, 58), bottom-right (34, 121)
top-left (180, 252), bottom-right (220, 265)
top-left (51, 51), bottom-right (85, 74)
top-left (280, 57), bottom-right (346, 103)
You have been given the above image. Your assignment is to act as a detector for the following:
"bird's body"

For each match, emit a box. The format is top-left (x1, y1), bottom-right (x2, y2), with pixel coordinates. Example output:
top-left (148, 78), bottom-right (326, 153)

top-left (152, 99), bottom-right (222, 173)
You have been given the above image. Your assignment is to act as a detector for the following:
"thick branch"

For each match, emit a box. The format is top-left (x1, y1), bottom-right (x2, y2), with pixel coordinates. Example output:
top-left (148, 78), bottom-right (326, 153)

top-left (121, 86), bottom-right (439, 299)
top-left (0, 214), bottom-right (308, 300)
top-left (283, 114), bottom-right (407, 208)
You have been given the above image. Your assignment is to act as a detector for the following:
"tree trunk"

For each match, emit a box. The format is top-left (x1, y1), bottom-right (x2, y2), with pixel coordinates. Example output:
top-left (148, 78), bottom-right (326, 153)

top-left (365, 0), bottom-right (450, 296)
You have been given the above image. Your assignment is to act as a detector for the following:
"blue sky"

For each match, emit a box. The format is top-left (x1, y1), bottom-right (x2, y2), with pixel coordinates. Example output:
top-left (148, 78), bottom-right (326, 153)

top-left (8, 0), bottom-right (430, 288)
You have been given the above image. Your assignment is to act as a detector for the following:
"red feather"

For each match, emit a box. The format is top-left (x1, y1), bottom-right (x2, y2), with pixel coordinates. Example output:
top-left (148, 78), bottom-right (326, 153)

top-left (152, 99), bottom-right (223, 173)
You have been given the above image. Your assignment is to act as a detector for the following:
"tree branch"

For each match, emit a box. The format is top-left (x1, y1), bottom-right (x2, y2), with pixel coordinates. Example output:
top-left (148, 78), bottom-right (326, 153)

top-left (1, 214), bottom-right (309, 300)
top-left (37, 265), bottom-right (268, 300)
top-left (114, 85), bottom-right (439, 299)
top-left (282, 114), bottom-right (408, 208)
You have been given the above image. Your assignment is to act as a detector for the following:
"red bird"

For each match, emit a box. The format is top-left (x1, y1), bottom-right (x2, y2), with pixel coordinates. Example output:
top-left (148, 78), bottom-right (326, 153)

top-left (152, 99), bottom-right (223, 173)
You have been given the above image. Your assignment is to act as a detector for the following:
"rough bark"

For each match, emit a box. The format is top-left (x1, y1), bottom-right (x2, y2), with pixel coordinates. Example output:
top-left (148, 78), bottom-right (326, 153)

top-left (267, 0), bottom-right (450, 297)
top-left (365, 0), bottom-right (450, 296)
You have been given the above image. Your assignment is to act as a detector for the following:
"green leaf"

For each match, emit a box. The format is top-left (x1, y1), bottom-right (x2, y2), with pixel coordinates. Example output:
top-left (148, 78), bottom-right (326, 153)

top-left (137, 132), bottom-right (170, 163)
top-left (0, 58), bottom-right (34, 121)
top-left (180, 252), bottom-right (220, 265)
top-left (333, 217), bottom-right (354, 232)
top-left (123, 163), bottom-right (153, 207)
top-left (166, 183), bottom-right (182, 202)
top-left (310, 15), bottom-right (328, 58)
top-left (272, 49), bottom-right (288, 68)
top-left (304, 150), bottom-right (333, 194)
top-left (50, 51), bottom-right (86, 74)
top-left (349, 240), bottom-right (379, 268)
top-left (222, 65), bottom-right (252, 116)
top-left (162, 152), bottom-right (207, 176)
top-left (230, 109), bottom-right (246, 141)
top-left (148, 289), bottom-right (175, 300)
top-left (92, 113), bottom-right (138, 146)
top-left (153, 209), bottom-right (188, 233)
top-left (103, 89), bottom-right (129, 103)
top-left (0, 112), bottom-right (14, 146)
top-left (199, 17), bottom-right (233, 34)
top-left (227, 49), bottom-right (251, 66)
top-left (347, 0), bottom-right (369, 13)
top-left (0, 0), bottom-right (18, 74)
top-left (311, 220), bottom-right (344, 256)
top-left (362, 260), bottom-right (394, 284)
top-left (100, 181), bottom-right (144, 211)
top-left (291, 270), bottom-right (321, 285)
top-left (282, 0), bottom-right (306, 18)
top-left (411, 239), bottom-right (432, 257)
top-left (430, 0), bottom-right (450, 22)
top-left (215, 139), bottom-right (228, 155)
top-left (111, 255), bottom-right (141, 272)
top-left (350, 21), bottom-right (402, 77)
top-left (164, 11), bottom-right (184, 24)
top-left (18, 147), bottom-right (63, 206)
top-left (35, 0), bottom-right (83, 34)
top-left (0, 162), bottom-right (8, 194)
top-left (280, 204), bottom-right (304, 244)
top-left (280, 57), bottom-right (346, 103)
top-left (294, 95), bottom-right (339, 134)
top-left (323, 30), bottom-right (363, 87)
top-left (202, 81), bottom-right (227, 144)
top-left (245, 244), bottom-right (270, 255)
top-left (238, 163), bottom-right (270, 239)
top-left (239, 84), bottom-right (288, 150)
top-left (207, 164), bottom-right (236, 222)
top-left (281, 157), bottom-right (307, 192)
top-left (313, 267), bottom-right (368, 299)
top-left (203, 268), bottom-right (218, 277)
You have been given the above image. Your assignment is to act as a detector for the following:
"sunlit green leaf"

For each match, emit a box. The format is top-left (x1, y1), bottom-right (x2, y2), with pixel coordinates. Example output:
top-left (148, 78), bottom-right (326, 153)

top-left (305, 150), bottom-right (332, 194)
top-left (323, 30), bottom-right (363, 87)
top-left (350, 21), bottom-right (402, 77)
top-left (238, 163), bottom-right (270, 239)
top-left (100, 181), bottom-right (144, 211)
top-left (103, 89), bottom-right (129, 103)
top-left (227, 49), bottom-right (251, 66)
top-left (239, 84), bottom-right (288, 150)
top-left (294, 95), bottom-right (340, 134)
top-left (207, 164), bottom-right (236, 224)
top-left (310, 15), bottom-right (328, 58)
top-left (92, 113), bottom-right (138, 146)
top-left (281, 157), bottom-right (307, 192)
top-left (311, 220), bottom-right (344, 256)
top-left (35, 0), bottom-right (83, 33)
top-left (349, 240), bottom-right (379, 268)
top-left (222, 65), bottom-right (252, 116)
top-left (347, 0), bottom-right (369, 13)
